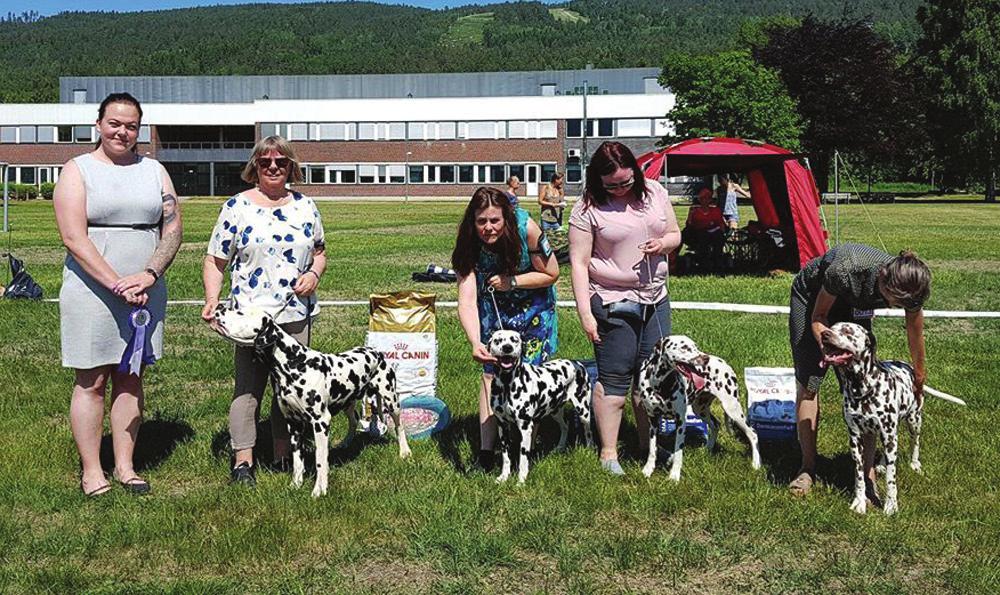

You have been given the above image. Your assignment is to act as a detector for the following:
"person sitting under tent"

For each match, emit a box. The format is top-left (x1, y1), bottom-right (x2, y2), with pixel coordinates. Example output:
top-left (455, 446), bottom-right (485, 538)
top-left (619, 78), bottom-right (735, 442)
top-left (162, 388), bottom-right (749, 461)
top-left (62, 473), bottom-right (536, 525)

top-left (681, 187), bottom-right (726, 270)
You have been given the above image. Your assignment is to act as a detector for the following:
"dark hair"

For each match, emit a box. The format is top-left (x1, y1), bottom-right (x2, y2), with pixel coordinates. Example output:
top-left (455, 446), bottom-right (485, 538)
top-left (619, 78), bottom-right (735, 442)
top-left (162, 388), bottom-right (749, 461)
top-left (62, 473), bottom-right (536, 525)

top-left (451, 187), bottom-right (521, 277)
top-left (583, 141), bottom-right (647, 207)
top-left (550, 172), bottom-right (563, 183)
top-left (879, 250), bottom-right (931, 311)
top-left (95, 92), bottom-right (143, 149)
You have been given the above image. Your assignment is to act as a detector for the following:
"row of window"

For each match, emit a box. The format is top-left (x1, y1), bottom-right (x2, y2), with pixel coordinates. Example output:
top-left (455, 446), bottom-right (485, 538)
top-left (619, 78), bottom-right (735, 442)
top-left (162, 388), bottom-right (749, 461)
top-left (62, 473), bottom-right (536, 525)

top-left (0, 125), bottom-right (152, 144)
top-left (265, 118), bottom-right (667, 142)
top-left (1, 165), bottom-right (62, 185)
top-left (299, 162), bottom-right (562, 185)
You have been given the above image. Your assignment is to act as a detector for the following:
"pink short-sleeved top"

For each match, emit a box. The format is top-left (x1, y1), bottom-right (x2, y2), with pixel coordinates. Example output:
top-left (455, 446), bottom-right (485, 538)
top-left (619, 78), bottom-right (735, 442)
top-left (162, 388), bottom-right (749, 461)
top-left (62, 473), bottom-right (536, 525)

top-left (569, 179), bottom-right (674, 305)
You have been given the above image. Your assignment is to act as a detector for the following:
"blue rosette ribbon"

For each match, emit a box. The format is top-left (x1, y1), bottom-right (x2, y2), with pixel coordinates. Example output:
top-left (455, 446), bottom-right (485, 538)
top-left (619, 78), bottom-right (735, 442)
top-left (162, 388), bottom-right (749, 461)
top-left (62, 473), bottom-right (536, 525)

top-left (118, 307), bottom-right (156, 375)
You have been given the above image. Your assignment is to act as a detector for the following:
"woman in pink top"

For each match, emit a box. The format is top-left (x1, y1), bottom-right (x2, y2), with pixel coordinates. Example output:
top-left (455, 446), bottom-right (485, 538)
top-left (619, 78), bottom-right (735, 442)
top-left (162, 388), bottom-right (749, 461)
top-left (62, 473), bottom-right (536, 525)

top-left (568, 141), bottom-right (681, 475)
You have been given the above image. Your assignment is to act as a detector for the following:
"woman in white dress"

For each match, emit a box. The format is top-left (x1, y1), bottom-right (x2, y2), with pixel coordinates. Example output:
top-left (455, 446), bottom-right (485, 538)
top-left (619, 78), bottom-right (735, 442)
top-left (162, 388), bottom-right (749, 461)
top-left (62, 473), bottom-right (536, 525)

top-left (54, 93), bottom-right (183, 497)
top-left (202, 136), bottom-right (326, 486)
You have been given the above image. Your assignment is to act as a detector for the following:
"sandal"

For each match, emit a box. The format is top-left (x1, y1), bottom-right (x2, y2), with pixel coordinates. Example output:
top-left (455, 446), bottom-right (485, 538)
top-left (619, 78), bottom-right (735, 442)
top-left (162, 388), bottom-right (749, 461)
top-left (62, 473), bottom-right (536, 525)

top-left (788, 471), bottom-right (815, 496)
top-left (113, 471), bottom-right (151, 495)
top-left (82, 480), bottom-right (112, 498)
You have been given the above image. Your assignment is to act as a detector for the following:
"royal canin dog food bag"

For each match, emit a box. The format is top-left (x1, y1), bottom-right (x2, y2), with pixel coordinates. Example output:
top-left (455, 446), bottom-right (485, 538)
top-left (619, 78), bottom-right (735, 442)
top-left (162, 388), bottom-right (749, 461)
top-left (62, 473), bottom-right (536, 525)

top-left (744, 367), bottom-right (797, 440)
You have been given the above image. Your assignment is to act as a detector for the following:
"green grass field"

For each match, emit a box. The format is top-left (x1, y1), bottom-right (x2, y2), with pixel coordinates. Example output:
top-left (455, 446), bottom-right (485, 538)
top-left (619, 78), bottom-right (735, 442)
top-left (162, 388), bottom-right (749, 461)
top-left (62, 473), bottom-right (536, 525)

top-left (1, 198), bottom-right (998, 592)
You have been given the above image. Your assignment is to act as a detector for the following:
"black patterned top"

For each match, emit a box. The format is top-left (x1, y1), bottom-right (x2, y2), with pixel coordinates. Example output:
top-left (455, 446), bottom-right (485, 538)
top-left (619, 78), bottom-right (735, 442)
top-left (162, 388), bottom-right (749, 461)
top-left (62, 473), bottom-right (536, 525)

top-left (796, 243), bottom-right (893, 309)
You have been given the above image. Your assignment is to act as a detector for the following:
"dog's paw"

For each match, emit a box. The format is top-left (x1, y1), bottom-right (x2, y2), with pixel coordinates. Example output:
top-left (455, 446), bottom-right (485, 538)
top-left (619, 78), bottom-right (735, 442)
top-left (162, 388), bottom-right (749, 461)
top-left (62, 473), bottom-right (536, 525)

top-left (495, 473), bottom-right (510, 484)
top-left (668, 469), bottom-right (682, 482)
top-left (399, 446), bottom-right (413, 459)
top-left (641, 463), bottom-right (655, 478)
top-left (910, 460), bottom-right (922, 474)
top-left (849, 498), bottom-right (867, 514)
top-left (884, 499), bottom-right (899, 515)
top-left (311, 485), bottom-right (326, 498)
top-left (291, 477), bottom-right (304, 488)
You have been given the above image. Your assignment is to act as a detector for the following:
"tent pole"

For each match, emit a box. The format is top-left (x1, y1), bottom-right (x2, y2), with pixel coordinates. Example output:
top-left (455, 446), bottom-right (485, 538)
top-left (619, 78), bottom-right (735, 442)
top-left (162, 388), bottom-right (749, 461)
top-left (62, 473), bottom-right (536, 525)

top-left (834, 150), bottom-right (840, 245)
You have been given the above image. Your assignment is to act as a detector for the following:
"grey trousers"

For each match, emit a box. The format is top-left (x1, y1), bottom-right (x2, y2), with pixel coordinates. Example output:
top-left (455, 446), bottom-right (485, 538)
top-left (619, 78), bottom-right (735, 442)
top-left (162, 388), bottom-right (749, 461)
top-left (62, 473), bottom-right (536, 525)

top-left (229, 318), bottom-right (311, 451)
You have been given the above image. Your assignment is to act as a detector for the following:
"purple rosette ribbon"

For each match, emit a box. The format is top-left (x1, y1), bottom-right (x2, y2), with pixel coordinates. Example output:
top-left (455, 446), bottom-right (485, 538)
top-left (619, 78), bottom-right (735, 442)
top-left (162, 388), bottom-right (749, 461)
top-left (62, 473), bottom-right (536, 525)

top-left (119, 307), bottom-right (156, 375)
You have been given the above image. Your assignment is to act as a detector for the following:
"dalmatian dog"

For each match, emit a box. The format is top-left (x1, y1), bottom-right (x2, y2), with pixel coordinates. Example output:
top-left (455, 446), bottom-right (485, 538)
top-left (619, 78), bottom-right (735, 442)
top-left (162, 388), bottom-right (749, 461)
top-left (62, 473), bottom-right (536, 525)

top-left (487, 330), bottom-right (594, 484)
top-left (636, 335), bottom-right (761, 481)
top-left (212, 303), bottom-right (411, 497)
top-left (820, 321), bottom-right (926, 515)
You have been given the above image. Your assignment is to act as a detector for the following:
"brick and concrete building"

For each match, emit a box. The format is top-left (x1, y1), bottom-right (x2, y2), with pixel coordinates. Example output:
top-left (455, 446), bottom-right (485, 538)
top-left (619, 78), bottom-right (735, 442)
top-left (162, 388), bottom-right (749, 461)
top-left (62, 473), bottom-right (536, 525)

top-left (0, 68), bottom-right (674, 198)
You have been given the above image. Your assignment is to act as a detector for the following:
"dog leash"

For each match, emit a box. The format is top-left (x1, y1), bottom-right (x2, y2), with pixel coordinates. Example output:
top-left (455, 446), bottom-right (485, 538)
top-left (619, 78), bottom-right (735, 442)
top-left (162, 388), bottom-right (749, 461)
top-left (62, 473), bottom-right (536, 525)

top-left (487, 285), bottom-right (506, 331)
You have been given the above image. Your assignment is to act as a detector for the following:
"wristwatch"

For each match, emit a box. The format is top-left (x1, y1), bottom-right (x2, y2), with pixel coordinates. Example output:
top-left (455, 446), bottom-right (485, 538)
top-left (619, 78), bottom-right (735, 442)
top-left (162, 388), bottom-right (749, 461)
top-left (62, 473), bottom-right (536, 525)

top-left (510, 275), bottom-right (518, 289)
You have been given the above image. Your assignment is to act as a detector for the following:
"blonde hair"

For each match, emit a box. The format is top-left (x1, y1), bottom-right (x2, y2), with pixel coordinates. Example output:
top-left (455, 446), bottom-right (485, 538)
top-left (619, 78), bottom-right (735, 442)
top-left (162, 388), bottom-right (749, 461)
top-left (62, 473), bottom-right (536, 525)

top-left (241, 135), bottom-right (303, 185)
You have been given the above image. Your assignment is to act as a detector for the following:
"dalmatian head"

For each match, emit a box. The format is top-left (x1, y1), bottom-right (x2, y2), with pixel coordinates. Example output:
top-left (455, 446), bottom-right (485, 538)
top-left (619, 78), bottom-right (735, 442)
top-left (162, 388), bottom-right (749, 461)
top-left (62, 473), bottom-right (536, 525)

top-left (658, 335), bottom-right (711, 391)
top-left (487, 330), bottom-right (523, 372)
top-left (211, 302), bottom-right (279, 350)
top-left (820, 322), bottom-right (876, 372)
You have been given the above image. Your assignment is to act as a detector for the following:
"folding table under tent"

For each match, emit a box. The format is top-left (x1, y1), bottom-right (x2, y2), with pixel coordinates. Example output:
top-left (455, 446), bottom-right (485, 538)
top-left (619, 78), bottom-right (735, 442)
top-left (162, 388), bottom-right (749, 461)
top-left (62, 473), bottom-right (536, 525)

top-left (637, 137), bottom-right (829, 270)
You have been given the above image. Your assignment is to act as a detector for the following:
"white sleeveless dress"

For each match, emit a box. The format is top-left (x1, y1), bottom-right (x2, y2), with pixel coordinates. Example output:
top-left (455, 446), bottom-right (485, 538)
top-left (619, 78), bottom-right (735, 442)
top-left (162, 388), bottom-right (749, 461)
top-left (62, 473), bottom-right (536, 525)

top-left (60, 153), bottom-right (167, 369)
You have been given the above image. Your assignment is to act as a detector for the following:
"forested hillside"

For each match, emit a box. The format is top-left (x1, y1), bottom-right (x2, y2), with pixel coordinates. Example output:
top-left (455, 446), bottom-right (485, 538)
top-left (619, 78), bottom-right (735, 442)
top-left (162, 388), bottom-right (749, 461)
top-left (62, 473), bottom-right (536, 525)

top-left (0, 0), bottom-right (923, 102)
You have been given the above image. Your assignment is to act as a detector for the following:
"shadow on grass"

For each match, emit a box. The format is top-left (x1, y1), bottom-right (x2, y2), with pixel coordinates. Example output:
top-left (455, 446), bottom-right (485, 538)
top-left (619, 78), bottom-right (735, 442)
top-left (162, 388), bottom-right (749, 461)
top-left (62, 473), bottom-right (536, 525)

top-left (99, 412), bottom-right (195, 473)
top-left (756, 439), bottom-right (857, 494)
top-left (209, 416), bottom-right (377, 473)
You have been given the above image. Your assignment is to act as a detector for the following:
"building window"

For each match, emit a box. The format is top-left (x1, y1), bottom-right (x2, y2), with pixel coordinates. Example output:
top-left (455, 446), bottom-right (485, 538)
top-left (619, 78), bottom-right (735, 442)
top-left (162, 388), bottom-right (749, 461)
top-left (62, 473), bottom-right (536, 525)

top-left (39, 168), bottom-right (50, 184)
top-left (317, 123), bottom-right (353, 141)
top-left (20, 167), bottom-right (36, 185)
top-left (597, 118), bottom-right (613, 137)
top-left (286, 123), bottom-right (308, 141)
top-left (306, 166), bottom-right (326, 184)
top-left (0, 127), bottom-right (16, 143)
top-left (72, 89), bottom-right (87, 104)
top-left (566, 119), bottom-right (582, 138)
top-left (37, 126), bottom-right (55, 143)
top-left (566, 157), bottom-right (582, 183)
top-left (509, 164), bottom-right (525, 180)
top-left (19, 126), bottom-right (36, 143)
top-left (541, 164), bottom-right (557, 183)
top-left (73, 126), bottom-right (93, 143)
top-left (359, 164), bottom-right (378, 183)
top-left (438, 122), bottom-right (457, 140)
top-left (458, 165), bottom-right (474, 183)
top-left (508, 121), bottom-right (528, 139)
top-left (387, 165), bottom-right (405, 183)
top-left (138, 125), bottom-right (151, 143)
top-left (539, 120), bottom-right (557, 138)
top-left (57, 126), bottom-right (73, 143)
top-left (260, 123), bottom-right (280, 138)
top-left (466, 121), bottom-right (498, 140)
top-left (408, 165), bottom-right (424, 183)
top-left (439, 165), bottom-right (456, 183)
top-left (617, 118), bottom-right (652, 137)
top-left (387, 123), bottom-right (406, 141)
top-left (356, 123), bottom-right (375, 140)
top-left (490, 165), bottom-right (505, 183)
top-left (407, 122), bottom-right (425, 140)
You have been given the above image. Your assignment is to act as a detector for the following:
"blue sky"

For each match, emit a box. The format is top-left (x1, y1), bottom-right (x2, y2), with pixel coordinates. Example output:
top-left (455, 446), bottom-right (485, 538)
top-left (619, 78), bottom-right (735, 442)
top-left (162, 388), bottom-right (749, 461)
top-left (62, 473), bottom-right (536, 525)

top-left (4, 0), bottom-right (547, 17)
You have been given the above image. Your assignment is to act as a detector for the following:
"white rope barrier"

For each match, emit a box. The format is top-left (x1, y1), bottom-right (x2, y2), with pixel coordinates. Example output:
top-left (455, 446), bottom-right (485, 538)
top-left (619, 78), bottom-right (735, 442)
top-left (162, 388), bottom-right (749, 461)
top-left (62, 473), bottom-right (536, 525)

top-left (37, 298), bottom-right (1000, 318)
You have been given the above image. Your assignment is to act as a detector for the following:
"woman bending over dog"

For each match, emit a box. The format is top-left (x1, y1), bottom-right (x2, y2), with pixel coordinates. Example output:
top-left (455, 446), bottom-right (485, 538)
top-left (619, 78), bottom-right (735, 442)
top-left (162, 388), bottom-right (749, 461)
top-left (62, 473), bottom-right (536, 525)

top-left (202, 135), bottom-right (326, 487)
top-left (788, 243), bottom-right (931, 497)
top-left (452, 187), bottom-right (559, 471)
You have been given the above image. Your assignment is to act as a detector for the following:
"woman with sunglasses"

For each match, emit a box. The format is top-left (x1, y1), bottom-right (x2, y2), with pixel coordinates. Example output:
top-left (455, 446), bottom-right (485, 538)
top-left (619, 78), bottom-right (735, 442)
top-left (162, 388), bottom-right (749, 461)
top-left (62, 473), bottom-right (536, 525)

top-left (788, 244), bottom-right (930, 498)
top-left (201, 135), bottom-right (326, 486)
top-left (452, 187), bottom-right (559, 471)
top-left (568, 141), bottom-right (681, 475)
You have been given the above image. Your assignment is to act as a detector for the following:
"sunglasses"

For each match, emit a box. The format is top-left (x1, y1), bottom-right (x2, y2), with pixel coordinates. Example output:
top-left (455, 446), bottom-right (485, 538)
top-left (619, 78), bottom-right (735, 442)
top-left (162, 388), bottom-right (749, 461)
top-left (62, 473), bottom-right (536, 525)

top-left (603, 176), bottom-right (635, 191)
top-left (257, 156), bottom-right (290, 170)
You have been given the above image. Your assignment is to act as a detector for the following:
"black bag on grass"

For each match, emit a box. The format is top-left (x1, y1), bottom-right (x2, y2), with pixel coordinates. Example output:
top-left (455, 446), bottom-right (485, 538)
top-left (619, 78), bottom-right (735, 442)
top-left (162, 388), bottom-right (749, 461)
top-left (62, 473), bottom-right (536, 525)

top-left (3, 254), bottom-right (43, 299)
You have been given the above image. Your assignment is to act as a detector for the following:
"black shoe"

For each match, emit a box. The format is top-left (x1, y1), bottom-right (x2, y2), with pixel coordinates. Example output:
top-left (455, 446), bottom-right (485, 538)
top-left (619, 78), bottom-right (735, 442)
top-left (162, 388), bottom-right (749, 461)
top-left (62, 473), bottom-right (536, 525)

top-left (230, 462), bottom-right (256, 487)
top-left (265, 457), bottom-right (291, 473)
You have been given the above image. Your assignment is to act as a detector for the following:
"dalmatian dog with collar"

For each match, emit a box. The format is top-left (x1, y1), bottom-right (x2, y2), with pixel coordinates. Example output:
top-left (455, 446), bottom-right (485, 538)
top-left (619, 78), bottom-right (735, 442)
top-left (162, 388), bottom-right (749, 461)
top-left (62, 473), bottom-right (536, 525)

top-left (637, 335), bottom-right (761, 481)
top-left (820, 321), bottom-right (925, 515)
top-left (212, 303), bottom-right (411, 497)
top-left (487, 330), bottom-right (594, 484)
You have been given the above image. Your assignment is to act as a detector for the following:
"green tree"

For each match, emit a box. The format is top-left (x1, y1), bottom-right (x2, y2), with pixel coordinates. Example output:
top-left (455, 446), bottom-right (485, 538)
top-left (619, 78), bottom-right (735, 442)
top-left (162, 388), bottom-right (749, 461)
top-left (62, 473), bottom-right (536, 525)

top-left (658, 50), bottom-right (802, 150)
top-left (916, 0), bottom-right (1000, 202)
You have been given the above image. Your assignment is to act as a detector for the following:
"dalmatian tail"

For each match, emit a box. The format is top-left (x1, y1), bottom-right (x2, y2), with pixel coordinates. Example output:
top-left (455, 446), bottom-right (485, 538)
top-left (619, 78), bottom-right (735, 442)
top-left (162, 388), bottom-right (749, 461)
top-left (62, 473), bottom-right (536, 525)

top-left (923, 386), bottom-right (967, 406)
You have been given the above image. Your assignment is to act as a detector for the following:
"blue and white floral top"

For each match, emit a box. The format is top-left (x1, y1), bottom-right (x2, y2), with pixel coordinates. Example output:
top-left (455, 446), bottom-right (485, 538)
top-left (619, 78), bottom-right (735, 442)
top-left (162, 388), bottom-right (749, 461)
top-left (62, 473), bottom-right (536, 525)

top-left (208, 191), bottom-right (326, 324)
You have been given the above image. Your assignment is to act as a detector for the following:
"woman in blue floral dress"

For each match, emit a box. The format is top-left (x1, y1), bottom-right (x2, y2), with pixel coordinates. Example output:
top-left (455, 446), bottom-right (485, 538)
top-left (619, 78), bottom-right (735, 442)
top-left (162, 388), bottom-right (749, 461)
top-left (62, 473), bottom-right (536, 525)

top-left (452, 187), bottom-right (559, 470)
top-left (202, 136), bottom-right (326, 486)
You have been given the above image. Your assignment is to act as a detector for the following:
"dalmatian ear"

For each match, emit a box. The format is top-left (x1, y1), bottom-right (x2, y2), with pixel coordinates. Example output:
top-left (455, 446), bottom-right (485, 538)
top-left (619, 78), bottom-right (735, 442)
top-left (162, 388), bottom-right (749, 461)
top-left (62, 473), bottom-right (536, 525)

top-left (863, 328), bottom-right (879, 370)
top-left (254, 315), bottom-right (278, 348)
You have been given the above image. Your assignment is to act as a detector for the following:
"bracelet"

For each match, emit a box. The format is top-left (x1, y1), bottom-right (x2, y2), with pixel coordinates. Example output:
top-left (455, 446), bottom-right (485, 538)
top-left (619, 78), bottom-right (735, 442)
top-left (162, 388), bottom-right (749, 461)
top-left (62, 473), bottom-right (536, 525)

top-left (145, 267), bottom-right (160, 281)
top-left (510, 275), bottom-right (518, 289)
top-left (306, 270), bottom-right (320, 281)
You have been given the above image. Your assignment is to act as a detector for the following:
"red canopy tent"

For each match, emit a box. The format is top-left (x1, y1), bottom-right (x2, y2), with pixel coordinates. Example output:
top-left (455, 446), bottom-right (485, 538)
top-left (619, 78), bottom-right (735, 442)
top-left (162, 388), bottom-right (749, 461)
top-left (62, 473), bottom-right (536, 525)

top-left (637, 137), bottom-right (828, 269)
